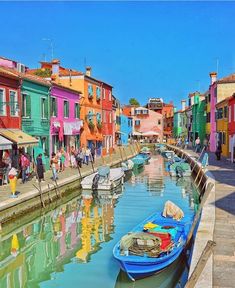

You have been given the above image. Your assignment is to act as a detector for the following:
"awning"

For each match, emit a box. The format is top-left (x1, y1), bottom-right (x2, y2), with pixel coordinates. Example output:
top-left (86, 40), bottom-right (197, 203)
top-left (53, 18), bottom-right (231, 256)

top-left (0, 135), bottom-right (13, 150)
top-left (132, 131), bottom-right (142, 136)
top-left (142, 131), bottom-right (159, 136)
top-left (0, 129), bottom-right (39, 148)
top-left (115, 131), bottom-right (126, 135)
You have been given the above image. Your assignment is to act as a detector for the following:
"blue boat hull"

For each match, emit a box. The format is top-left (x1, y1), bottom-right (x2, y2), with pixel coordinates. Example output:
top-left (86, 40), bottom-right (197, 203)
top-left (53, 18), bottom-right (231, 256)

top-left (113, 211), bottom-right (195, 281)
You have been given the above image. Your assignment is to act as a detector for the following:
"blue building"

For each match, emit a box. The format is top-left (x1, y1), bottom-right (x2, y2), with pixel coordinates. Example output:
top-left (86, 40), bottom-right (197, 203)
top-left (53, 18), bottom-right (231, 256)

top-left (120, 115), bottom-right (133, 145)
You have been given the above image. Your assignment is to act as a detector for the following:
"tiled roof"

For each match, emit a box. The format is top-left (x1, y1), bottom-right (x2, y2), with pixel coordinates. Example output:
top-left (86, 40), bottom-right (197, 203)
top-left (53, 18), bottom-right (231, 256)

top-left (217, 73), bottom-right (235, 84)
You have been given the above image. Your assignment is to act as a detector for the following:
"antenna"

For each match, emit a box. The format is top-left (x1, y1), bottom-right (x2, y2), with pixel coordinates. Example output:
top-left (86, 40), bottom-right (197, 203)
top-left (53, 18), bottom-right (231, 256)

top-left (84, 57), bottom-right (87, 69)
top-left (216, 58), bottom-right (219, 75)
top-left (42, 38), bottom-right (54, 60)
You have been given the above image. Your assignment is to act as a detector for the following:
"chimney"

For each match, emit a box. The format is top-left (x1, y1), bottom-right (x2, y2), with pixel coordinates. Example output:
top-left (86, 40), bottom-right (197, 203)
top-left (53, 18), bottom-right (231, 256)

top-left (209, 72), bottom-right (217, 85)
top-left (86, 66), bottom-right (92, 77)
top-left (181, 100), bottom-right (186, 111)
top-left (52, 59), bottom-right (60, 75)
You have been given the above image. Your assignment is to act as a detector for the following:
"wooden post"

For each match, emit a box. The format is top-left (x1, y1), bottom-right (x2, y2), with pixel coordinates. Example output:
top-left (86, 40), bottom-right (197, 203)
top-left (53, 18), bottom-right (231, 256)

top-left (90, 156), bottom-right (95, 173)
top-left (195, 165), bottom-right (203, 184)
top-left (33, 158), bottom-right (45, 208)
top-left (123, 147), bottom-right (128, 161)
top-left (119, 146), bottom-right (124, 162)
top-left (185, 240), bottom-right (216, 288)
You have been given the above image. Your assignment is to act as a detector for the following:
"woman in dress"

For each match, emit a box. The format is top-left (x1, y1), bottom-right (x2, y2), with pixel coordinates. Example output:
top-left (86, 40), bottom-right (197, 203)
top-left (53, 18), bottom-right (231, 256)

top-left (36, 154), bottom-right (45, 182)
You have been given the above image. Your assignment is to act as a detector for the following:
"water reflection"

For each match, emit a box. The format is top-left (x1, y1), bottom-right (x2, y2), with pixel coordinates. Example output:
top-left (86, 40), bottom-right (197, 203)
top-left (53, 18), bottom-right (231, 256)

top-left (0, 156), bottom-right (199, 288)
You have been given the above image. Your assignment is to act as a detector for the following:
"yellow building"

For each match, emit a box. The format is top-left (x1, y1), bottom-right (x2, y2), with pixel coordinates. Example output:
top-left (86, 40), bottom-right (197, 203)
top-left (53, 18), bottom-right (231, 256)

top-left (216, 98), bottom-right (229, 157)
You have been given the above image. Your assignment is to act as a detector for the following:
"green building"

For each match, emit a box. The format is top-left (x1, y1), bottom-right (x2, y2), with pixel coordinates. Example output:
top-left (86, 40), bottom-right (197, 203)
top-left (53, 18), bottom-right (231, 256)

top-left (21, 75), bottom-right (51, 169)
top-left (190, 92), bottom-right (206, 145)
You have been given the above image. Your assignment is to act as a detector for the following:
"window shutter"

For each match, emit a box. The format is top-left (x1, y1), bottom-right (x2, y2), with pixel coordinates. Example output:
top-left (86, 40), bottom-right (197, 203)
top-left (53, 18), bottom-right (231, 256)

top-left (26, 95), bottom-right (31, 117)
top-left (64, 101), bottom-right (66, 117)
top-left (55, 98), bottom-right (58, 116)
top-left (45, 99), bottom-right (48, 119)
top-left (0, 90), bottom-right (4, 115)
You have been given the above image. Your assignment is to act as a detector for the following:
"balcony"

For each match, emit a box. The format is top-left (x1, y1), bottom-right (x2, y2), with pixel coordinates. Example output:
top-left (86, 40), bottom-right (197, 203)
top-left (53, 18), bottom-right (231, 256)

top-left (22, 118), bottom-right (33, 126)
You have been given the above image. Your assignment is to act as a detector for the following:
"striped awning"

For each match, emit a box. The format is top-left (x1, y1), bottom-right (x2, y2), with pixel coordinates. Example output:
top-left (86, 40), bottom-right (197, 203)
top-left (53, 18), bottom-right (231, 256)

top-left (0, 135), bottom-right (13, 150)
top-left (0, 129), bottom-right (38, 148)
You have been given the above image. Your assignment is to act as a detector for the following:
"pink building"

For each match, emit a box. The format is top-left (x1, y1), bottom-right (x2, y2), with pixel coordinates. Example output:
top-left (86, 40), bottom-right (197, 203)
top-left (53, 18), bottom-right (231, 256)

top-left (50, 83), bottom-right (82, 154)
top-left (209, 72), bottom-right (217, 152)
top-left (131, 106), bottom-right (163, 141)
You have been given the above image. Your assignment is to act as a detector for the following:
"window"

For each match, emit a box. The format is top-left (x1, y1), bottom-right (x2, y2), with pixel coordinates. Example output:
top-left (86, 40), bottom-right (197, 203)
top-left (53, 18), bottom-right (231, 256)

top-left (109, 90), bottom-right (112, 101)
top-left (88, 84), bottom-right (93, 99)
top-left (0, 88), bottom-right (6, 116)
top-left (224, 106), bottom-right (228, 118)
top-left (229, 106), bottom-right (231, 122)
top-left (10, 90), bottom-right (18, 116)
top-left (103, 88), bottom-right (105, 100)
top-left (41, 98), bottom-right (48, 119)
top-left (158, 119), bottom-right (161, 125)
top-left (109, 112), bottom-right (112, 123)
top-left (135, 120), bottom-right (140, 126)
top-left (22, 93), bottom-right (31, 118)
top-left (64, 100), bottom-right (69, 118)
top-left (50, 97), bottom-right (57, 117)
top-left (206, 112), bottom-right (211, 123)
top-left (96, 87), bottom-right (101, 101)
top-left (102, 110), bottom-right (106, 123)
top-left (217, 108), bottom-right (223, 119)
top-left (75, 103), bottom-right (79, 118)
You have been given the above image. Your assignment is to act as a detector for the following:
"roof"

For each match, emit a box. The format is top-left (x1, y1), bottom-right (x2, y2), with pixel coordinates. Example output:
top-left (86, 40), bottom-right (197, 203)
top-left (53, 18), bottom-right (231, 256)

top-left (51, 82), bottom-right (82, 95)
top-left (217, 73), bottom-right (235, 84)
top-left (0, 66), bottom-right (19, 80)
top-left (216, 97), bottom-right (230, 107)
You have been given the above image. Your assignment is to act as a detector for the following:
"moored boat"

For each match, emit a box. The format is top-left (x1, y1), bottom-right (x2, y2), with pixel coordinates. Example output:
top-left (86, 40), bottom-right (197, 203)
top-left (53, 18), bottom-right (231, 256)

top-left (161, 150), bottom-right (175, 159)
top-left (168, 162), bottom-right (191, 177)
top-left (113, 202), bottom-right (194, 281)
top-left (131, 156), bottom-right (145, 169)
top-left (81, 166), bottom-right (124, 191)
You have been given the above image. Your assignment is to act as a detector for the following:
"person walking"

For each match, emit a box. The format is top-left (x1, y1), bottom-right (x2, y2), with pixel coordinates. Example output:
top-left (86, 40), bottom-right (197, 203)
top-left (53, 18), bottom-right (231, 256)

top-left (70, 146), bottom-right (76, 168)
top-left (90, 143), bottom-right (96, 163)
top-left (20, 153), bottom-right (30, 184)
top-left (215, 141), bottom-right (222, 160)
top-left (81, 144), bottom-right (86, 164)
top-left (51, 152), bottom-right (59, 180)
top-left (2, 150), bottom-right (11, 183)
top-left (195, 137), bottom-right (201, 153)
top-left (60, 148), bottom-right (65, 172)
top-left (85, 146), bottom-right (91, 165)
top-left (36, 154), bottom-right (45, 182)
top-left (203, 138), bottom-right (209, 151)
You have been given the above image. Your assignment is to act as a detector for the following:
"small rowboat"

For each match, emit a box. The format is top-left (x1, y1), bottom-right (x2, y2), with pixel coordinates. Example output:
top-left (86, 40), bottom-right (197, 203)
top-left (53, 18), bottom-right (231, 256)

top-left (113, 205), bottom-right (194, 281)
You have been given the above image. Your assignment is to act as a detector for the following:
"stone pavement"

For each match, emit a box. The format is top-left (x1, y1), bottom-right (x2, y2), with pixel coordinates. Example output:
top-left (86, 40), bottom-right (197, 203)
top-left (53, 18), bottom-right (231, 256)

top-left (185, 148), bottom-right (235, 287)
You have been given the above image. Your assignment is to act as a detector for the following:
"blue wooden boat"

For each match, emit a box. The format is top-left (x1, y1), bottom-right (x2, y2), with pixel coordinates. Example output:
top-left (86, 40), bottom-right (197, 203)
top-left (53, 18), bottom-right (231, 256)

top-left (138, 153), bottom-right (151, 163)
top-left (131, 156), bottom-right (145, 169)
top-left (113, 209), bottom-right (194, 281)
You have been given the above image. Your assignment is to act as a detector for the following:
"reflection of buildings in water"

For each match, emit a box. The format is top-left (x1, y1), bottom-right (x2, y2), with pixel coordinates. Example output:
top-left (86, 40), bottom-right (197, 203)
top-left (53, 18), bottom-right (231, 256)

top-left (0, 198), bottom-right (84, 287)
top-left (76, 192), bottom-right (115, 262)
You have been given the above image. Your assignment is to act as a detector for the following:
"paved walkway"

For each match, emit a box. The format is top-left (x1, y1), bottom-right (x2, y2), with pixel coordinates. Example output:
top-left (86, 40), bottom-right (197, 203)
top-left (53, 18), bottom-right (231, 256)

top-left (184, 148), bottom-right (235, 287)
top-left (0, 145), bottom-right (138, 214)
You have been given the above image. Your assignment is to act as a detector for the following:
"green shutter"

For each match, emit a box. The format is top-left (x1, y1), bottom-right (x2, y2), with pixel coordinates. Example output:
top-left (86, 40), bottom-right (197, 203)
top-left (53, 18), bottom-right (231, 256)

top-left (50, 97), bottom-right (53, 116)
top-left (45, 99), bottom-right (48, 119)
top-left (26, 95), bottom-right (31, 117)
top-left (64, 101), bottom-right (66, 117)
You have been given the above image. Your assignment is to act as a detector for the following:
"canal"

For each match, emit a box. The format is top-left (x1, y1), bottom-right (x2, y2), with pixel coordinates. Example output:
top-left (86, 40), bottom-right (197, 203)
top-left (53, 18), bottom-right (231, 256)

top-left (0, 154), bottom-right (199, 288)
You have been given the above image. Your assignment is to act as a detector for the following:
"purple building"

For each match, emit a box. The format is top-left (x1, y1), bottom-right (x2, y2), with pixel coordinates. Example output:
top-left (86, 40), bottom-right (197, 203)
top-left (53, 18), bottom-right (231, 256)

top-left (50, 83), bottom-right (82, 154)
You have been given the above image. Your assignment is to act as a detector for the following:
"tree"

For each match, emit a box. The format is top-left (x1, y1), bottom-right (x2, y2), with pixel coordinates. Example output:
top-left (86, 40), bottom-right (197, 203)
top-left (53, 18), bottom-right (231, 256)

top-left (129, 98), bottom-right (140, 106)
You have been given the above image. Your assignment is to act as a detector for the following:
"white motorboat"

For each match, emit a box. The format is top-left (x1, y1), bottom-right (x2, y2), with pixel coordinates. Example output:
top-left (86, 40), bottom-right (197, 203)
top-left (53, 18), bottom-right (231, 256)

top-left (81, 167), bottom-right (125, 191)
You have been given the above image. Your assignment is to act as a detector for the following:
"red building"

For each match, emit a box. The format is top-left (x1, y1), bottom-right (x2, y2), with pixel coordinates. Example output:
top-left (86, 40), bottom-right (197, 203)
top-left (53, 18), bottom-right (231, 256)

top-left (228, 94), bottom-right (235, 162)
top-left (0, 67), bottom-right (21, 129)
top-left (101, 82), bottom-right (113, 155)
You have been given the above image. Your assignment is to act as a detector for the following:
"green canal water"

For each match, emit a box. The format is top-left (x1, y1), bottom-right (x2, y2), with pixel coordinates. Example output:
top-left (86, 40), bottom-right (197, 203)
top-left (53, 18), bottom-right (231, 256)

top-left (0, 154), bottom-right (199, 288)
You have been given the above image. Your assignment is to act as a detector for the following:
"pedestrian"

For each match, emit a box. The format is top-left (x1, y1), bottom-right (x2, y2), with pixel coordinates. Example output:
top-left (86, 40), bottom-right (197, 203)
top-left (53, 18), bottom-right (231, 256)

top-left (36, 153), bottom-right (45, 182)
top-left (215, 141), bottom-right (222, 160)
top-left (20, 153), bottom-right (30, 184)
top-left (203, 138), bottom-right (209, 151)
top-left (195, 137), bottom-right (201, 153)
top-left (81, 144), bottom-right (86, 164)
top-left (85, 146), bottom-right (91, 165)
top-left (90, 143), bottom-right (96, 163)
top-left (75, 148), bottom-right (83, 168)
top-left (51, 152), bottom-right (59, 180)
top-left (60, 148), bottom-right (65, 172)
top-left (2, 150), bottom-right (12, 183)
top-left (70, 146), bottom-right (76, 168)
top-left (184, 138), bottom-right (189, 149)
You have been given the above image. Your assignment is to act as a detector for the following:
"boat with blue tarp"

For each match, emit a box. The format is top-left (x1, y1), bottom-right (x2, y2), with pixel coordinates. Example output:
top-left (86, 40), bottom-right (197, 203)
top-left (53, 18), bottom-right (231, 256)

top-left (113, 201), bottom-right (195, 281)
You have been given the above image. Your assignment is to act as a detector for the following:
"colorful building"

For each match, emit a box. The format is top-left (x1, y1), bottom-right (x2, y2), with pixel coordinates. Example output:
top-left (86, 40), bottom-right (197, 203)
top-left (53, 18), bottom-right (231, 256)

top-left (21, 74), bottom-right (51, 168)
top-left (173, 110), bottom-right (182, 138)
top-left (216, 98), bottom-right (229, 157)
top-left (120, 114), bottom-right (132, 145)
top-left (101, 82), bottom-right (114, 155)
top-left (112, 95), bottom-right (121, 145)
top-left (190, 92), bottom-right (206, 145)
top-left (228, 94), bottom-right (235, 162)
top-left (50, 83), bottom-right (82, 155)
top-left (132, 106), bottom-right (163, 142)
top-left (209, 72), bottom-right (235, 152)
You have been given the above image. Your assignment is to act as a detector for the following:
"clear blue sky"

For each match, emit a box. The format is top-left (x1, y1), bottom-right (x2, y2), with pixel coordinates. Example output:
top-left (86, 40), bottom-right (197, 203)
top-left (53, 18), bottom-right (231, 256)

top-left (1, 1), bottom-right (235, 108)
